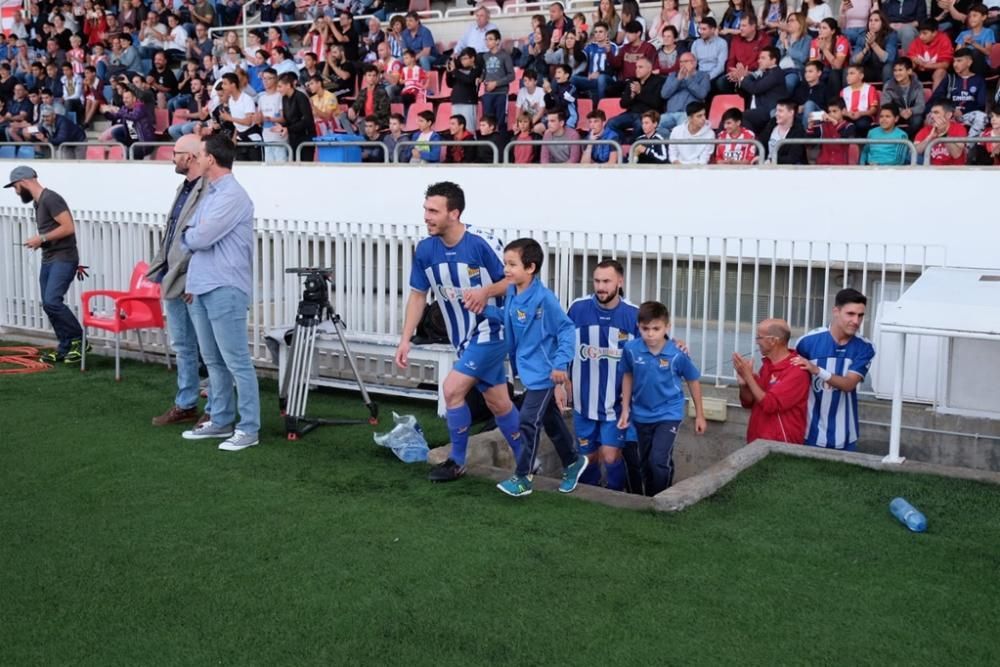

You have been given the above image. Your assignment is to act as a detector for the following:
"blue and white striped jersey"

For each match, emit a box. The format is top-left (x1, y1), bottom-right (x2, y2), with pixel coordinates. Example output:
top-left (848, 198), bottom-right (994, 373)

top-left (567, 295), bottom-right (640, 422)
top-left (409, 226), bottom-right (505, 352)
top-left (795, 327), bottom-right (876, 449)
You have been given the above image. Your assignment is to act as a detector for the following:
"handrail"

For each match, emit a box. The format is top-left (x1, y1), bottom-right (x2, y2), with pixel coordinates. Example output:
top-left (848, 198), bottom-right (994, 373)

top-left (0, 141), bottom-right (55, 159)
top-left (775, 137), bottom-right (919, 166)
top-left (394, 139), bottom-right (500, 164)
top-left (627, 138), bottom-right (766, 165)
top-left (503, 138), bottom-right (624, 163)
top-left (502, 1), bottom-right (550, 15)
top-left (922, 136), bottom-right (996, 166)
top-left (56, 141), bottom-right (126, 159)
top-left (296, 140), bottom-right (390, 163)
top-left (209, 10), bottom-right (449, 47)
top-left (444, 6), bottom-right (502, 19)
top-left (241, 0), bottom-right (261, 46)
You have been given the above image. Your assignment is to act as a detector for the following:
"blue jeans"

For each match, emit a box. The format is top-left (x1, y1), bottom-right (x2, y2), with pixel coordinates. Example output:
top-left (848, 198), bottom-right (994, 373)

top-left (39, 260), bottom-right (83, 354)
top-left (572, 73), bottom-right (611, 101)
top-left (168, 121), bottom-right (200, 140)
top-left (481, 92), bottom-right (508, 131)
top-left (635, 419), bottom-right (681, 496)
top-left (163, 297), bottom-right (201, 410)
top-left (515, 387), bottom-right (577, 477)
top-left (167, 93), bottom-right (192, 112)
top-left (800, 99), bottom-right (822, 128)
top-left (657, 111), bottom-right (688, 134)
top-left (188, 286), bottom-right (260, 435)
top-left (608, 111), bottom-right (642, 140)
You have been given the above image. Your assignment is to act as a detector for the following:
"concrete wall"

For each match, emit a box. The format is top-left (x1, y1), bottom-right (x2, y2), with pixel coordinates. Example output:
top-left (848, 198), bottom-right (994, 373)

top-left (12, 161), bottom-right (999, 270)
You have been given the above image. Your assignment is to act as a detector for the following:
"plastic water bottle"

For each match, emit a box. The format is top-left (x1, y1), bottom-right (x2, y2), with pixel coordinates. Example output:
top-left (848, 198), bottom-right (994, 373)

top-left (373, 412), bottom-right (429, 463)
top-left (889, 497), bottom-right (927, 533)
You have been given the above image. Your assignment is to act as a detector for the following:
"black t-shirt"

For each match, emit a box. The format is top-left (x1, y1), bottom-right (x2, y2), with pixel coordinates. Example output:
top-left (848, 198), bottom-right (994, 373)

top-left (151, 66), bottom-right (179, 96)
top-left (35, 189), bottom-right (77, 264)
top-left (0, 76), bottom-right (16, 104)
top-left (325, 59), bottom-right (356, 95)
top-left (340, 27), bottom-right (360, 63)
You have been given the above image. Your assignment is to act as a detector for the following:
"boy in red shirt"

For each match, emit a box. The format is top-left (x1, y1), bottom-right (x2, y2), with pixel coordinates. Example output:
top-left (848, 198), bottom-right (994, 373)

top-left (915, 101), bottom-right (969, 165)
top-left (733, 319), bottom-right (810, 445)
top-left (840, 64), bottom-right (879, 135)
top-left (806, 98), bottom-right (856, 165)
top-left (906, 18), bottom-right (954, 89)
top-left (714, 108), bottom-right (758, 164)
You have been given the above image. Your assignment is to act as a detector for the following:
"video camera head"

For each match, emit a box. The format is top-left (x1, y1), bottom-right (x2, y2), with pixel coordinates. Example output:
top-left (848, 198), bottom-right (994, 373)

top-left (286, 267), bottom-right (333, 305)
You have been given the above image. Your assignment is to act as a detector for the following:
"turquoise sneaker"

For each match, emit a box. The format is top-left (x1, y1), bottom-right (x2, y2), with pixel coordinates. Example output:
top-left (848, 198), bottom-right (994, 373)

top-left (559, 455), bottom-right (589, 494)
top-left (497, 475), bottom-right (533, 497)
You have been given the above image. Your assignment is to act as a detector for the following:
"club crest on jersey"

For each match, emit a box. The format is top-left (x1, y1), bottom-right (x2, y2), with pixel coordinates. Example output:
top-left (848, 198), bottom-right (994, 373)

top-left (515, 309), bottom-right (528, 322)
top-left (578, 438), bottom-right (589, 447)
top-left (578, 344), bottom-right (622, 361)
top-left (437, 285), bottom-right (464, 302)
top-left (618, 331), bottom-right (631, 340)
top-left (659, 358), bottom-right (670, 369)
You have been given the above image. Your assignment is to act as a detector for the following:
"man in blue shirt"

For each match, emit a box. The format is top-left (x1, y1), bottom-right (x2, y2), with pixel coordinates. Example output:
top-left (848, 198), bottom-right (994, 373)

top-left (395, 182), bottom-right (524, 483)
top-left (180, 134), bottom-right (260, 452)
top-left (402, 11), bottom-right (437, 71)
top-left (490, 238), bottom-right (588, 498)
top-left (691, 17), bottom-right (728, 82)
top-left (571, 21), bottom-right (618, 102)
top-left (619, 301), bottom-right (706, 496)
top-left (580, 109), bottom-right (620, 164)
top-left (567, 260), bottom-right (640, 492)
top-left (793, 288), bottom-right (876, 451)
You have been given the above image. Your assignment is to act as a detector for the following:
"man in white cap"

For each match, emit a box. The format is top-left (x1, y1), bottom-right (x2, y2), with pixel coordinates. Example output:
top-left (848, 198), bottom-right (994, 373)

top-left (6, 166), bottom-right (87, 363)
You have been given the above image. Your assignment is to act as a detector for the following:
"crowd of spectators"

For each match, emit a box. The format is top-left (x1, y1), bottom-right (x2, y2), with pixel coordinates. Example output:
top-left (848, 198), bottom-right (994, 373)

top-left (0, 0), bottom-right (997, 165)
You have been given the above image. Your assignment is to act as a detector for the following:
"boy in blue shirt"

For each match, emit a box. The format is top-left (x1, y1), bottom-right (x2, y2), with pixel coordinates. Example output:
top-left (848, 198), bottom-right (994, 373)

top-left (487, 238), bottom-right (589, 498)
top-left (860, 104), bottom-right (911, 165)
top-left (618, 301), bottom-right (706, 496)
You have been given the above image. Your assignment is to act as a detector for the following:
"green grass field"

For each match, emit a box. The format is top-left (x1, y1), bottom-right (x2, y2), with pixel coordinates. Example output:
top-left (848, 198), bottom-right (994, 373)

top-left (2, 347), bottom-right (999, 665)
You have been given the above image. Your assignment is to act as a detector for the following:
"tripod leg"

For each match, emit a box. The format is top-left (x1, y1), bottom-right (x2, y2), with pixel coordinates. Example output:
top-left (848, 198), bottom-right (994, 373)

top-left (333, 317), bottom-right (378, 422)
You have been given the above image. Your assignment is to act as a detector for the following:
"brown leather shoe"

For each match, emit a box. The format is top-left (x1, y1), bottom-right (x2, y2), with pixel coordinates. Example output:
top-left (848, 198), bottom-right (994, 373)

top-left (152, 405), bottom-right (200, 426)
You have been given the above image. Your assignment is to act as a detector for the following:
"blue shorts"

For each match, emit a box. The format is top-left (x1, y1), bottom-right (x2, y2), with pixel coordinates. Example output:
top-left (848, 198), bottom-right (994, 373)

top-left (453, 340), bottom-right (508, 393)
top-left (573, 413), bottom-right (631, 454)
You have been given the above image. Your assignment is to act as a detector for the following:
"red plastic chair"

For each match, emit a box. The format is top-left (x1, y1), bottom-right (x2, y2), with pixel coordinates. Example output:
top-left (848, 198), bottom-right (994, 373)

top-left (596, 97), bottom-right (623, 121)
top-left (404, 101), bottom-right (433, 131)
top-left (576, 98), bottom-right (594, 129)
top-left (107, 145), bottom-right (126, 160)
top-left (80, 261), bottom-right (168, 381)
top-left (433, 102), bottom-right (453, 132)
top-left (154, 145), bottom-right (174, 161)
top-left (709, 95), bottom-right (745, 129)
top-left (85, 145), bottom-right (107, 160)
top-left (154, 107), bottom-right (170, 134)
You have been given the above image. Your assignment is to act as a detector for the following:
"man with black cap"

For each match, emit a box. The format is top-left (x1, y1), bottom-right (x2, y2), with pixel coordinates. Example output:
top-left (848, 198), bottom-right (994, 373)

top-left (6, 166), bottom-right (87, 363)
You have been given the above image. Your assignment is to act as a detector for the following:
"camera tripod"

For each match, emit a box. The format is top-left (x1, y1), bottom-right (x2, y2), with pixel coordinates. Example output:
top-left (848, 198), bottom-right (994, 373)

top-left (279, 268), bottom-right (378, 440)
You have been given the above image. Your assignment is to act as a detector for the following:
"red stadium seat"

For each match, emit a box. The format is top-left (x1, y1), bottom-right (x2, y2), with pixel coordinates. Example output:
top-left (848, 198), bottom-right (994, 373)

top-left (429, 74), bottom-right (451, 101)
top-left (507, 101), bottom-right (517, 131)
top-left (154, 108), bottom-right (169, 134)
top-left (709, 95), bottom-right (745, 129)
top-left (403, 101), bottom-right (433, 131)
top-left (424, 70), bottom-right (439, 97)
top-left (107, 145), bottom-right (125, 160)
top-left (848, 143), bottom-right (860, 165)
top-left (154, 145), bottom-right (174, 161)
top-left (923, 87), bottom-right (932, 102)
top-left (86, 146), bottom-right (107, 160)
top-left (575, 98), bottom-right (594, 129)
top-left (596, 97), bottom-right (623, 121)
top-left (433, 102), bottom-right (453, 132)
top-left (391, 103), bottom-right (404, 117)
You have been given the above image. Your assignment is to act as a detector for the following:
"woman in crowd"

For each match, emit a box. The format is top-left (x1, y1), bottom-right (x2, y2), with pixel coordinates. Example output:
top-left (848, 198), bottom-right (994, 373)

top-left (721, 0), bottom-right (756, 39)
top-left (810, 17), bottom-right (850, 89)
top-left (544, 29), bottom-right (587, 78)
top-left (850, 9), bottom-right (898, 82)
top-left (592, 0), bottom-right (621, 40)
top-left (683, 0), bottom-right (714, 45)
top-left (760, 0), bottom-right (788, 38)
top-left (777, 11), bottom-right (811, 93)
top-left (649, 0), bottom-right (685, 47)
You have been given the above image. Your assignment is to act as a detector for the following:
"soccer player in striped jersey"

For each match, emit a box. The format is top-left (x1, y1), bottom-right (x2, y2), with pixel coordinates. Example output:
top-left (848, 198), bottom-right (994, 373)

top-left (394, 182), bottom-right (523, 482)
top-left (792, 288), bottom-right (876, 451)
top-left (566, 260), bottom-right (640, 492)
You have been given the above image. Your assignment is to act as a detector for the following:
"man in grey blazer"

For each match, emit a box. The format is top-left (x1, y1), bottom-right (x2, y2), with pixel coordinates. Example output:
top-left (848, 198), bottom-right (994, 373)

top-left (147, 134), bottom-right (210, 426)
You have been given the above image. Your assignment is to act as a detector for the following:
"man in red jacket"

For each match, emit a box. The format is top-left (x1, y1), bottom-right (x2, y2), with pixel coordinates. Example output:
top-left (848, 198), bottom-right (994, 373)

top-left (732, 318), bottom-right (810, 444)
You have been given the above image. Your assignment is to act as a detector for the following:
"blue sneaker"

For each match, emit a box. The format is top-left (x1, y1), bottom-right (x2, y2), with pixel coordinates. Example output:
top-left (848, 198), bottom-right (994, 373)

top-left (559, 455), bottom-right (589, 494)
top-left (497, 475), bottom-right (533, 497)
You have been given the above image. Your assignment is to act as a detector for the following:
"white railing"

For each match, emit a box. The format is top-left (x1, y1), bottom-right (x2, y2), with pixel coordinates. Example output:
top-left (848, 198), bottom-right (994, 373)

top-left (0, 207), bottom-right (947, 388)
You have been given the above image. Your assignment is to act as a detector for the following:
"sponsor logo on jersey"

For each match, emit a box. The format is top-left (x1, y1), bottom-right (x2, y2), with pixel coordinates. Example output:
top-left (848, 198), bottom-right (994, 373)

top-left (467, 266), bottom-right (480, 278)
top-left (516, 309), bottom-right (527, 322)
top-left (578, 344), bottom-right (623, 361)
top-left (659, 358), bottom-right (670, 368)
top-left (618, 331), bottom-right (631, 340)
top-left (437, 285), bottom-right (465, 302)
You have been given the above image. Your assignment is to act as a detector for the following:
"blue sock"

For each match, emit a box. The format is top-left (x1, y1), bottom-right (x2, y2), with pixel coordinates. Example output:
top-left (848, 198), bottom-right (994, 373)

top-left (605, 459), bottom-right (626, 491)
top-left (579, 457), bottom-right (602, 486)
top-left (445, 404), bottom-right (472, 466)
top-left (494, 406), bottom-right (522, 462)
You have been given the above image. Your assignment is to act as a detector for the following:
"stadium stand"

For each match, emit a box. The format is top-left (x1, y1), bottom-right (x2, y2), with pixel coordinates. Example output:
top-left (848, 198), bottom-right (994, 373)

top-left (0, 0), bottom-right (996, 165)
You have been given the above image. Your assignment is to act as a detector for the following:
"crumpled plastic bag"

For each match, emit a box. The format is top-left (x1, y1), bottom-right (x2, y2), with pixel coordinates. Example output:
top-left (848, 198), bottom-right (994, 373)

top-left (373, 412), bottom-right (429, 463)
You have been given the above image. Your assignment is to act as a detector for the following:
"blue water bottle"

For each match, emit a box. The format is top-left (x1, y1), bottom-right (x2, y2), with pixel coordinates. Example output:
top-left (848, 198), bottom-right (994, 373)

top-left (889, 497), bottom-right (927, 533)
